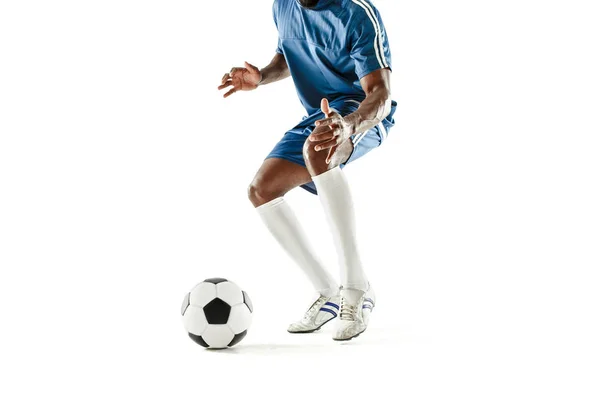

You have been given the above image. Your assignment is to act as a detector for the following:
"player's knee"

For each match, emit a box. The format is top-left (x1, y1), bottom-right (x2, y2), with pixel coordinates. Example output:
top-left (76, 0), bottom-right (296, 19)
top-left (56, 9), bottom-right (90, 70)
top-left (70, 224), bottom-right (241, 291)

top-left (247, 182), bottom-right (263, 206)
top-left (303, 137), bottom-right (328, 174)
top-left (247, 180), bottom-right (283, 207)
top-left (302, 137), bottom-right (320, 167)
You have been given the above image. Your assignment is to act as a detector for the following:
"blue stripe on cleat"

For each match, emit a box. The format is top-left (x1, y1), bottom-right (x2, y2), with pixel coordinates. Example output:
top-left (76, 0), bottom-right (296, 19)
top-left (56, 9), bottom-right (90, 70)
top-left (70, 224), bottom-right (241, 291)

top-left (319, 308), bottom-right (338, 318)
top-left (325, 302), bottom-right (340, 310)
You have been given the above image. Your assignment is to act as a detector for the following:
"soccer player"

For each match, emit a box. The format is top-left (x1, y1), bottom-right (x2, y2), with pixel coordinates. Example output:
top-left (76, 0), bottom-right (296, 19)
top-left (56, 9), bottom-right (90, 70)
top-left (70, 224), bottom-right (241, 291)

top-left (218, 0), bottom-right (396, 341)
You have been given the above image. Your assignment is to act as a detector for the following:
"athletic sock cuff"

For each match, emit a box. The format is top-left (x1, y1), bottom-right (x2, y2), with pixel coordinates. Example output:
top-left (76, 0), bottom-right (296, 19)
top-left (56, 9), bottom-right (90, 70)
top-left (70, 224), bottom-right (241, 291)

top-left (311, 166), bottom-right (343, 185)
top-left (255, 196), bottom-right (285, 213)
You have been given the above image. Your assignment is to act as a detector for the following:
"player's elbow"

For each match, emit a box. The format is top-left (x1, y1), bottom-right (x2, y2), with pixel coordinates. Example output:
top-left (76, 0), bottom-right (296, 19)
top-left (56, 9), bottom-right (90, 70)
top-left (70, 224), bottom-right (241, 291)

top-left (381, 97), bottom-right (392, 120)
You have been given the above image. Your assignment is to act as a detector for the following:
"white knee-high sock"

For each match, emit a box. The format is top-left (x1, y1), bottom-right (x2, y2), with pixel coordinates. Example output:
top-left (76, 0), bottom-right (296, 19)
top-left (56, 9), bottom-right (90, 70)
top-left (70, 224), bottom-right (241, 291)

top-left (312, 167), bottom-right (368, 291)
top-left (257, 197), bottom-right (338, 296)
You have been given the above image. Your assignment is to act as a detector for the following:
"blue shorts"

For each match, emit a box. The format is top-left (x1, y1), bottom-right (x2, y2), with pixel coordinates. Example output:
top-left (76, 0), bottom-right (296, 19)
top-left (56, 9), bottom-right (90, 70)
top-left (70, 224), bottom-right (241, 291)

top-left (266, 99), bottom-right (396, 195)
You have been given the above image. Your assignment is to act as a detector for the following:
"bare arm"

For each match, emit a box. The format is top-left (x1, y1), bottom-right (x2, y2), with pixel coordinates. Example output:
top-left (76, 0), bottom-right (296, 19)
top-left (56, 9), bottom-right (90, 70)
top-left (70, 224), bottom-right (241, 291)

top-left (337, 69), bottom-right (392, 135)
top-left (258, 53), bottom-right (290, 86)
top-left (309, 68), bottom-right (393, 162)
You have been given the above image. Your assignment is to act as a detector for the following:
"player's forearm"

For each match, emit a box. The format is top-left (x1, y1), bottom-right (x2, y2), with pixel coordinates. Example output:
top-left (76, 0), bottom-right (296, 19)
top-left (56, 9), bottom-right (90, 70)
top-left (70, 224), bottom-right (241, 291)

top-left (259, 53), bottom-right (290, 86)
top-left (344, 87), bottom-right (392, 136)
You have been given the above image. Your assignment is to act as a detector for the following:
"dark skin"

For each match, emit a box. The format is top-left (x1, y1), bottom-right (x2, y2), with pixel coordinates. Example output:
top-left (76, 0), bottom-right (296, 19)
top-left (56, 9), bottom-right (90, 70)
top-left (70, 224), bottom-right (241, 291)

top-left (218, 54), bottom-right (392, 207)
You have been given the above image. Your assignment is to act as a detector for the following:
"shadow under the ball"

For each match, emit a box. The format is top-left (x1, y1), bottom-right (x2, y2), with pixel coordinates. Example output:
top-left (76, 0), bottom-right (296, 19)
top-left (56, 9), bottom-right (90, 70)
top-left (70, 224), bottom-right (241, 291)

top-left (209, 327), bottom-right (408, 354)
top-left (217, 342), bottom-right (346, 355)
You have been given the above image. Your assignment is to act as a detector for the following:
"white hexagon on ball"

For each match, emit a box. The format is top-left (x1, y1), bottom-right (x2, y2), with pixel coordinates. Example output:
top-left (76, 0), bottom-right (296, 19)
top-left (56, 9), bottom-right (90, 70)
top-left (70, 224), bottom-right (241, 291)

top-left (216, 281), bottom-right (244, 305)
top-left (182, 305), bottom-right (208, 336)
top-left (202, 325), bottom-right (234, 349)
top-left (189, 282), bottom-right (217, 307)
top-left (227, 303), bottom-right (252, 334)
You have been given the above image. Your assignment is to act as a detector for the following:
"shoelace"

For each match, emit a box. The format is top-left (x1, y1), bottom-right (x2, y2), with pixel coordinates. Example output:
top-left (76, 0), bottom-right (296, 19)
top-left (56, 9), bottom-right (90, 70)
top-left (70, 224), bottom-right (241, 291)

top-left (339, 297), bottom-right (357, 321)
top-left (303, 296), bottom-right (327, 320)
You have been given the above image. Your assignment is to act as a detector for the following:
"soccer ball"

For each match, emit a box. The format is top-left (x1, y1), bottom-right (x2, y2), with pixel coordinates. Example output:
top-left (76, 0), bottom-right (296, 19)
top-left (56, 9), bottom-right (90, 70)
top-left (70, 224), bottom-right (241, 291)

top-left (181, 278), bottom-right (253, 349)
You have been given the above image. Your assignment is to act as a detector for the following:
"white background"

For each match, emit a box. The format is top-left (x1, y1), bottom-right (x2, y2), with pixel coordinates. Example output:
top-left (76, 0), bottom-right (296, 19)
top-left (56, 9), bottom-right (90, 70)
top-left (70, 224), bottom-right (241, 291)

top-left (1, 0), bottom-right (599, 399)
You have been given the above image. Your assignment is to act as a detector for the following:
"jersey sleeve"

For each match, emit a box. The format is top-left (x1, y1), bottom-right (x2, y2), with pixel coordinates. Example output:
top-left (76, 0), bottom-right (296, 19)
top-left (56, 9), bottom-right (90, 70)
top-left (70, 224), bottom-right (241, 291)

top-left (349, 7), bottom-right (392, 79)
top-left (273, 1), bottom-right (283, 54)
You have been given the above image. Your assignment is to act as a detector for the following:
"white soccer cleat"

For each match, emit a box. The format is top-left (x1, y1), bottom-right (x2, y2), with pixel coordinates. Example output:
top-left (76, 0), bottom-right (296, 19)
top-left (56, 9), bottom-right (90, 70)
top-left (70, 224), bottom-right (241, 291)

top-left (332, 285), bottom-right (376, 341)
top-left (287, 293), bottom-right (340, 334)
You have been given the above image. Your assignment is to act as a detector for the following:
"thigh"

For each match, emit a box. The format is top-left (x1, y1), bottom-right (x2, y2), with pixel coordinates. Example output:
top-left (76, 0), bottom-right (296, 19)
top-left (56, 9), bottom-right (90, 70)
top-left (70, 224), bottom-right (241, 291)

top-left (252, 157), bottom-right (312, 190)
top-left (261, 130), bottom-right (313, 189)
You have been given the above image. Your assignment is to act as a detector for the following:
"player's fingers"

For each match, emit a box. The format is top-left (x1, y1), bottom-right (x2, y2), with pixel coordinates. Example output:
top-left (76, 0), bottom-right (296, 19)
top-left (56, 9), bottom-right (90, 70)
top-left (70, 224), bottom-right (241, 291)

top-left (230, 67), bottom-right (243, 76)
top-left (309, 125), bottom-right (338, 141)
top-left (311, 122), bottom-right (333, 134)
top-left (221, 73), bottom-right (230, 85)
top-left (310, 132), bottom-right (335, 143)
top-left (314, 138), bottom-right (338, 151)
top-left (321, 98), bottom-right (331, 116)
top-left (308, 125), bottom-right (335, 142)
top-left (223, 88), bottom-right (237, 98)
top-left (315, 117), bottom-right (335, 127)
top-left (244, 61), bottom-right (259, 73)
top-left (326, 145), bottom-right (339, 164)
top-left (218, 81), bottom-right (233, 90)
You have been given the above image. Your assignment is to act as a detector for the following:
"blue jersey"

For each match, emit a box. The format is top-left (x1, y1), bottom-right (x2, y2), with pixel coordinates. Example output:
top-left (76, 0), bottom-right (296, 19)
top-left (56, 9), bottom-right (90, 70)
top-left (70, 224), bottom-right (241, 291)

top-left (273, 0), bottom-right (393, 116)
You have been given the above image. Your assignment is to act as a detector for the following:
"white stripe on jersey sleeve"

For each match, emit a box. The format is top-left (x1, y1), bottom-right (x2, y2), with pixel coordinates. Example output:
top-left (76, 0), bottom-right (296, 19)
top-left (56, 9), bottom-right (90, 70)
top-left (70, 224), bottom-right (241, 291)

top-left (351, 0), bottom-right (388, 69)
top-left (356, 0), bottom-right (388, 69)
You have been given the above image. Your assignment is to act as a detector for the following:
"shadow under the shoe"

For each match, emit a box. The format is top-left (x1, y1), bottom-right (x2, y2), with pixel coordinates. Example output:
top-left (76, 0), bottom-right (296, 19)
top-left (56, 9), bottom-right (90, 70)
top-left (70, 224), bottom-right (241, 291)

top-left (219, 343), bottom-right (334, 355)
top-left (229, 340), bottom-right (363, 354)
top-left (206, 326), bottom-right (408, 355)
top-left (219, 332), bottom-right (388, 355)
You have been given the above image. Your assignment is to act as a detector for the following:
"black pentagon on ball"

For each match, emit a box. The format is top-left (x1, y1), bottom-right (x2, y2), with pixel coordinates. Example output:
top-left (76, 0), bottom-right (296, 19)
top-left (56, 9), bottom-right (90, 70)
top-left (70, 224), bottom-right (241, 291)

top-left (188, 333), bottom-right (209, 347)
top-left (181, 292), bottom-right (190, 316)
top-left (203, 298), bottom-right (231, 324)
top-left (204, 277), bottom-right (228, 284)
top-left (242, 291), bottom-right (253, 313)
top-left (227, 330), bottom-right (247, 347)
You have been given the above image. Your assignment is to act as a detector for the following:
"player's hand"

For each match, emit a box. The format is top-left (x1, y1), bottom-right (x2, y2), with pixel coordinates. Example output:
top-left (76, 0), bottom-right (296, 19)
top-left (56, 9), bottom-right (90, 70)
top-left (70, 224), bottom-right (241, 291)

top-left (310, 98), bottom-right (354, 163)
top-left (218, 62), bottom-right (262, 98)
